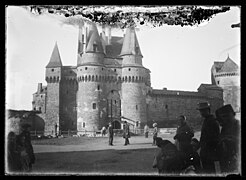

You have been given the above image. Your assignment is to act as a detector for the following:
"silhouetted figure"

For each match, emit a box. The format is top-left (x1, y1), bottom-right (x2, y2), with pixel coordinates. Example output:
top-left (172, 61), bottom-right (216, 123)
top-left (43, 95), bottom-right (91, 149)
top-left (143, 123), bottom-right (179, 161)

top-left (197, 102), bottom-right (220, 174)
top-left (18, 124), bottom-right (35, 171)
top-left (7, 131), bottom-right (21, 172)
top-left (174, 115), bottom-right (194, 152)
top-left (123, 121), bottom-right (130, 145)
top-left (108, 123), bottom-right (114, 146)
top-left (216, 104), bottom-right (240, 173)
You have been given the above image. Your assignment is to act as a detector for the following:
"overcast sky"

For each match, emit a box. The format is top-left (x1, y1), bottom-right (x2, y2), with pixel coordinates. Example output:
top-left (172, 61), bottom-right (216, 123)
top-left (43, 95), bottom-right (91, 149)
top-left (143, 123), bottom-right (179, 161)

top-left (6, 6), bottom-right (240, 110)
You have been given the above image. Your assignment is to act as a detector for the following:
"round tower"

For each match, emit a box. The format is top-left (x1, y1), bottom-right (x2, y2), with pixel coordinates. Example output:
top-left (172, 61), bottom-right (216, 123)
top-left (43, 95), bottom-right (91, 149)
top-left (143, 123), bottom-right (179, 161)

top-left (120, 27), bottom-right (148, 129)
top-left (77, 23), bottom-right (107, 134)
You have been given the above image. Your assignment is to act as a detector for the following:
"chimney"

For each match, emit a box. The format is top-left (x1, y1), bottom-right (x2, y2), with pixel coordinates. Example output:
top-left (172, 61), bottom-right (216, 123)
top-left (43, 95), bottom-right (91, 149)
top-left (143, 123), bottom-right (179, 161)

top-left (38, 83), bottom-right (42, 93)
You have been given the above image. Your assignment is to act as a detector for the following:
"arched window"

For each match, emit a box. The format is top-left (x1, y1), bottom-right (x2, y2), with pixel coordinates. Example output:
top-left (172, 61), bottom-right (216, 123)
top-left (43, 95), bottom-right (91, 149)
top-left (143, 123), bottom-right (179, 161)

top-left (96, 75), bottom-right (98, 81)
top-left (92, 75), bottom-right (94, 81)
top-left (88, 75), bottom-right (91, 81)
top-left (99, 76), bottom-right (101, 82)
top-left (85, 76), bottom-right (87, 82)
top-left (82, 76), bottom-right (84, 81)
top-left (136, 76), bottom-right (138, 82)
top-left (125, 76), bottom-right (128, 82)
top-left (122, 77), bottom-right (124, 82)
top-left (132, 76), bottom-right (134, 82)
top-left (93, 103), bottom-right (96, 109)
top-left (129, 76), bottom-right (131, 82)
top-left (97, 85), bottom-right (100, 90)
top-left (39, 107), bottom-right (41, 111)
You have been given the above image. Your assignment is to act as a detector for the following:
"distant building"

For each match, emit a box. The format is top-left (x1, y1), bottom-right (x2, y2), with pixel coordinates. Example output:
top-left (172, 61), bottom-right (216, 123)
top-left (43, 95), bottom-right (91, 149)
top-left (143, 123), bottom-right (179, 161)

top-left (32, 23), bottom-right (224, 135)
top-left (211, 55), bottom-right (240, 118)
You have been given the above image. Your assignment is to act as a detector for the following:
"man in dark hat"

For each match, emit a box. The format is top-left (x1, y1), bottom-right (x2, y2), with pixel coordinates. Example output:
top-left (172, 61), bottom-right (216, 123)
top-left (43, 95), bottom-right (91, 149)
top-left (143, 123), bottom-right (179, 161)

top-left (216, 104), bottom-right (240, 173)
top-left (123, 121), bottom-right (130, 145)
top-left (174, 115), bottom-right (194, 152)
top-left (108, 123), bottom-right (114, 146)
top-left (18, 123), bottom-right (35, 171)
top-left (197, 102), bottom-right (220, 174)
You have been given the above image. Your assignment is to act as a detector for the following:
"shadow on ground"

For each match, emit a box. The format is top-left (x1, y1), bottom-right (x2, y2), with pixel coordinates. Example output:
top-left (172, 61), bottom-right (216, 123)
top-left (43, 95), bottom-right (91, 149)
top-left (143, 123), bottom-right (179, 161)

top-left (31, 148), bottom-right (157, 175)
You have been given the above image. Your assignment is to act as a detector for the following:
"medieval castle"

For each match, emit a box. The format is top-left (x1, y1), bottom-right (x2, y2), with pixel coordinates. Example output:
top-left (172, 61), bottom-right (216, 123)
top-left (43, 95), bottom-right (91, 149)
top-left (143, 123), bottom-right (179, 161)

top-left (31, 23), bottom-right (239, 135)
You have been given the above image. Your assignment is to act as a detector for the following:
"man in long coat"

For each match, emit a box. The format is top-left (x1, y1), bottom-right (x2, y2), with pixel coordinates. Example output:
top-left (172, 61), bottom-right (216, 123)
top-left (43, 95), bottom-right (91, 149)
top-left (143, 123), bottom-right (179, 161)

top-left (123, 121), bottom-right (130, 145)
top-left (197, 102), bottom-right (220, 174)
top-left (216, 104), bottom-right (240, 173)
top-left (108, 123), bottom-right (114, 146)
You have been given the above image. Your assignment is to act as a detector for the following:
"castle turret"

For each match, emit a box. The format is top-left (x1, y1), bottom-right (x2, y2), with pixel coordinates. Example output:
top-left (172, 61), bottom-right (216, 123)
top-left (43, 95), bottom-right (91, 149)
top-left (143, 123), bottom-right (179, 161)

top-left (120, 27), bottom-right (147, 129)
top-left (45, 42), bottom-right (63, 135)
top-left (77, 23), bottom-right (106, 133)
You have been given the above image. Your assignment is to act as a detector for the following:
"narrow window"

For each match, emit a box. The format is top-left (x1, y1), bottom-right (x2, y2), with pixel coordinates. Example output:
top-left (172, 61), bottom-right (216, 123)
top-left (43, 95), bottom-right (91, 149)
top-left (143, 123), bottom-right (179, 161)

top-left (39, 107), bottom-right (41, 111)
top-left (33, 107), bottom-right (36, 111)
top-left (41, 95), bottom-right (43, 98)
top-left (93, 44), bottom-right (97, 51)
top-left (129, 68), bottom-right (131, 71)
top-left (97, 85), bottom-right (100, 90)
top-left (115, 100), bottom-right (117, 104)
top-left (51, 69), bottom-right (54, 72)
top-left (217, 81), bottom-right (220, 85)
top-left (83, 122), bottom-right (85, 128)
top-left (102, 68), bottom-right (104, 71)
top-left (114, 69), bottom-right (116, 72)
top-left (136, 105), bottom-right (138, 110)
top-left (85, 67), bottom-right (88, 70)
top-left (165, 105), bottom-right (168, 109)
top-left (93, 103), bottom-right (96, 109)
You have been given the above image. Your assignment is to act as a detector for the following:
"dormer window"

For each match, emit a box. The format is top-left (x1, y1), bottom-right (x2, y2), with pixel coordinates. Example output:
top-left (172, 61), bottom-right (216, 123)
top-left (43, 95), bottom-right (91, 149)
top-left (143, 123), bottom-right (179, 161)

top-left (93, 43), bottom-right (98, 51)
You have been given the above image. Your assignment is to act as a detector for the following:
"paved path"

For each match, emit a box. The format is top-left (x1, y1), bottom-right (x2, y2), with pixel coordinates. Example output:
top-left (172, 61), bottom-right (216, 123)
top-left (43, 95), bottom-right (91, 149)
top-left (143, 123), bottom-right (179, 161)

top-left (33, 132), bottom-right (201, 154)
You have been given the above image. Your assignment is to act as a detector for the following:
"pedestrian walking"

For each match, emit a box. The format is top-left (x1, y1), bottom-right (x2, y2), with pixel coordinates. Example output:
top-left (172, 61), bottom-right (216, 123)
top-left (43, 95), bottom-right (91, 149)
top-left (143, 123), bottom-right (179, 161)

top-left (174, 115), bottom-right (194, 151)
top-left (144, 124), bottom-right (149, 138)
top-left (197, 102), bottom-right (220, 174)
top-left (18, 123), bottom-right (35, 171)
top-left (16, 135), bottom-right (31, 172)
top-left (108, 123), bottom-right (114, 146)
top-left (216, 104), bottom-right (240, 173)
top-left (152, 123), bottom-right (158, 146)
top-left (123, 121), bottom-right (130, 145)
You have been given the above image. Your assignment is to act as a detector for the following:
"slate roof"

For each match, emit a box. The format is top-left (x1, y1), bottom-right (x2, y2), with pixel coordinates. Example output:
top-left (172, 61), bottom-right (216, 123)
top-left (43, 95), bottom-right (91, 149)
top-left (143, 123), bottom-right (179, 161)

top-left (46, 42), bottom-right (63, 68)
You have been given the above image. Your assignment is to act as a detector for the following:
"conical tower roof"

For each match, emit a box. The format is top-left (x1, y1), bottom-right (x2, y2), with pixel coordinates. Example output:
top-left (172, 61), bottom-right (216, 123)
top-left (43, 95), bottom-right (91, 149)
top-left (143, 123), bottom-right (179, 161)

top-left (120, 27), bottom-right (143, 57)
top-left (46, 42), bottom-right (63, 68)
top-left (85, 23), bottom-right (104, 53)
top-left (219, 55), bottom-right (238, 72)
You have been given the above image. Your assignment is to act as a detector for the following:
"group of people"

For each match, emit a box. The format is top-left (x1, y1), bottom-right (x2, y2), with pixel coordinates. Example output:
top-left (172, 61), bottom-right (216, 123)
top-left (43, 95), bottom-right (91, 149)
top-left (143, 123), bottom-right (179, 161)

top-left (7, 124), bottom-right (35, 173)
top-left (152, 102), bottom-right (240, 175)
top-left (108, 121), bottom-right (131, 146)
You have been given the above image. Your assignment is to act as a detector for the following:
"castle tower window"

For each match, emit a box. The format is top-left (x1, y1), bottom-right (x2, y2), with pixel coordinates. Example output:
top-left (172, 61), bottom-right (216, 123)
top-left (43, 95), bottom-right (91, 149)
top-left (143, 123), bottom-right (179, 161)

top-left (136, 105), bottom-right (138, 110)
top-left (92, 75), bottom-right (94, 81)
top-left (93, 44), bottom-right (97, 51)
top-left (93, 103), bottom-right (96, 109)
top-left (83, 122), bottom-right (85, 128)
top-left (217, 81), bottom-right (220, 85)
top-left (97, 85), bottom-right (100, 90)
top-left (115, 100), bottom-right (117, 104)
top-left (102, 68), bottom-right (104, 71)
top-left (114, 69), bottom-right (116, 72)
top-left (165, 105), bottom-right (168, 109)
top-left (85, 67), bottom-right (88, 70)
top-left (39, 107), bottom-right (41, 111)
top-left (51, 69), bottom-right (54, 72)
top-left (41, 95), bottom-right (43, 98)
top-left (33, 107), bottom-right (36, 111)
top-left (96, 75), bottom-right (98, 81)
top-left (129, 68), bottom-right (131, 71)
top-left (89, 75), bottom-right (91, 81)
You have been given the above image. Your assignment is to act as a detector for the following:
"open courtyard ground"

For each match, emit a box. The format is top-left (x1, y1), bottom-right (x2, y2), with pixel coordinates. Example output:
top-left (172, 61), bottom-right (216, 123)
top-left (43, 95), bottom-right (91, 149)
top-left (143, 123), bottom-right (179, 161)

top-left (28, 132), bottom-right (201, 175)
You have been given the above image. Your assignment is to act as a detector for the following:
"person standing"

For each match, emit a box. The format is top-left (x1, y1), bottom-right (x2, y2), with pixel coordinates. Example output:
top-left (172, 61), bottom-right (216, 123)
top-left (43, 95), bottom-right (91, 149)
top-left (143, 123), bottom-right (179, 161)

top-left (216, 104), bottom-right (240, 173)
top-left (18, 124), bottom-right (35, 172)
top-left (7, 131), bottom-right (22, 172)
top-left (123, 121), bottom-right (130, 145)
top-left (174, 115), bottom-right (194, 152)
top-left (144, 124), bottom-right (149, 138)
top-left (197, 102), bottom-right (220, 174)
top-left (108, 123), bottom-right (114, 146)
top-left (152, 123), bottom-right (158, 146)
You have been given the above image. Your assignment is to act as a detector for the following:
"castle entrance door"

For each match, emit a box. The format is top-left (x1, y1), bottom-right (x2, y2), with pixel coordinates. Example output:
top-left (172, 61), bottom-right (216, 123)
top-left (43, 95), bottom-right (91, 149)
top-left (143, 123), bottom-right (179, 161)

top-left (112, 120), bottom-right (121, 129)
top-left (107, 90), bottom-right (121, 127)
